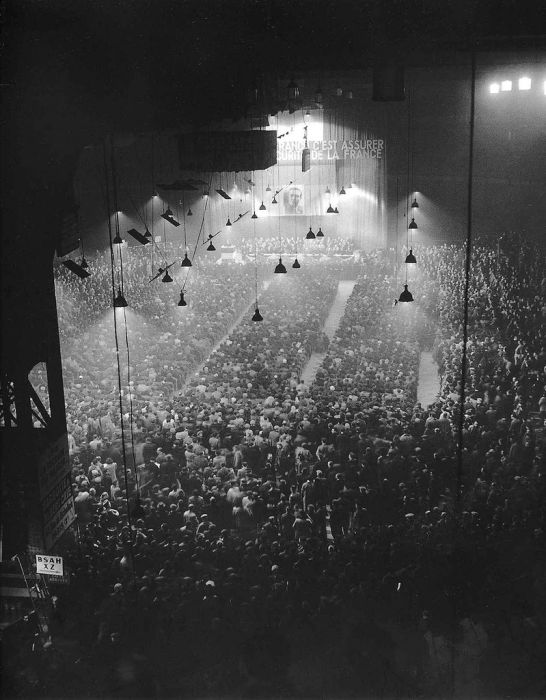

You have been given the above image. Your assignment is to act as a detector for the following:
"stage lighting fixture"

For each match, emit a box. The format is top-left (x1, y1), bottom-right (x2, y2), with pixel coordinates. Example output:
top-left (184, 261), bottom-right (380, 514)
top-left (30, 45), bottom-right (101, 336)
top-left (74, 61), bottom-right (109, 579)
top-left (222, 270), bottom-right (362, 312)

top-left (266, 184), bottom-right (271, 192)
top-left (113, 233), bottom-right (124, 245)
top-left (326, 204), bottom-right (335, 213)
top-left (274, 257), bottom-right (287, 274)
top-left (272, 196), bottom-right (278, 204)
top-left (226, 217), bottom-right (232, 227)
top-left (405, 249), bottom-right (417, 264)
top-left (334, 207), bottom-right (339, 214)
top-left (178, 291), bottom-right (187, 307)
top-left (501, 80), bottom-right (512, 91)
top-left (80, 257), bottom-right (89, 269)
top-left (207, 240), bottom-right (216, 251)
top-left (252, 306), bottom-right (263, 322)
top-left (187, 208), bottom-right (193, 216)
top-left (292, 258), bottom-right (301, 269)
top-left (339, 186), bottom-right (346, 195)
top-left (408, 217), bottom-right (418, 229)
top-left (411, 197), bottom-right (419, 209)
top-left (489, 83), bottom-right (500, 94)
top-left (398, 284), bottom-right (414, 303)
top-left (162, 270), bottom-right (173, 282)
top-left (251, 211), bottom-right (258, 219)
top-left (62, 259), bottom-right (90, 279)
top-left (259, 201), bottom-right (266, 211)
top-left (114, 287), bottom-right (128, 307)
top-left (161, 212), bottom-right (180, 226)
top-left (181, 253), bottom-right (192, 267)
top-left (306, 227), bottom-right (316, 240)
top-left (518, 77), bottom-right (531, 90)
top-left (127, 228), bottom-right (151, 245)
top-left (316, 227), bottom-right (324, 237)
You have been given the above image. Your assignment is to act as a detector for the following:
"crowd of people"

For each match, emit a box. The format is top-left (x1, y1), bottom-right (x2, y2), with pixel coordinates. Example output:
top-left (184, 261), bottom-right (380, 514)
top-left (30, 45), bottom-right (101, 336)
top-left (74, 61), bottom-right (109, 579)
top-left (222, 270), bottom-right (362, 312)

top-left (7, 236), bottom-right (545, 698)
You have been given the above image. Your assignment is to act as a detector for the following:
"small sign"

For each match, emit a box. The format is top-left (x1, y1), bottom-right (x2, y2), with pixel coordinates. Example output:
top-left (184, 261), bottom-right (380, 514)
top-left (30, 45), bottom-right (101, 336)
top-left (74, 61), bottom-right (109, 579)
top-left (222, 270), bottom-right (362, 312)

top-left (36, 555), bottom-right (64, 576)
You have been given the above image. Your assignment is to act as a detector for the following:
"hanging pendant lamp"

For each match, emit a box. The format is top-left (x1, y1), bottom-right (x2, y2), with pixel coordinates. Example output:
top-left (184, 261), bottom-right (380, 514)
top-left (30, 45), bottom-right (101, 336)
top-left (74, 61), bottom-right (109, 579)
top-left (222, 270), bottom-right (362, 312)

top-left (411, 197), bottom-right (419, 209)
top-left (408, 217), bottom-right (418, 230)
top-left (207, 240), bottom-right (216, 251)
top-left (113, 233), bottom-right (123, 245)
top-left (274, 257), bottom-right (287, 274)
top-left (306, 227), bottom-right (315, 240)
top-left (334, 207), bottom-right (339, 214)
top-left (162, 270), bottom-right (173, 282)
top-left (187, 208), bottom-right (193, 216)
top-left (405, 249), bottom-right (417, 264)
top-left (226, 217), bottom-right (232, 226)
top-left (398, 284), bottom-right (414, 303)
top-left (272, 195), bottom-right (278, 204)
top-left (339, 186), bottom-right (346, 195)
top-left (251, 211), bottom-right (258, 219)
top-left (80, 257), bottom-right (89, 269)
top-left (292, 258), bottom-right (301, 269)
top-left (252, 306), bottom-right (263, 322)
top-left (178, 291), bottom-right (187, 307)
top-left (326, 204), bottom-right (335, 214)
top-left (114, 286), bottom-right (128, 308)
top-left (266, 184), bottom-right (271, 192)
top-left (181, 253), bottom-right (192, 268)
top-left (316, 227), bottom-right (324, 237)
top-left (259, 201), bottom-right (266, 211)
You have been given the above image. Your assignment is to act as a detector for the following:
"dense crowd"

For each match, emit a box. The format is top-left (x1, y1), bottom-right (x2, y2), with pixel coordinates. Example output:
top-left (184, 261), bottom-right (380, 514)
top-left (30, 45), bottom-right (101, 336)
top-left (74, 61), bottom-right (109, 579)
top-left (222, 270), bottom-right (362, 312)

top-left (7, 238), bottom-right (546, 698)
top-left (238, 234), bottom-right (357, 257)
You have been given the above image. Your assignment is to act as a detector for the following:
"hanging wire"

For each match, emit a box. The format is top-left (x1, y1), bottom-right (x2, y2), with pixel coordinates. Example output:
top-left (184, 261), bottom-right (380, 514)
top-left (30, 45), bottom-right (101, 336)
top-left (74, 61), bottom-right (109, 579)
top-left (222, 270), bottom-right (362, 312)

top-left (102, 137), bottom-right (136, 572)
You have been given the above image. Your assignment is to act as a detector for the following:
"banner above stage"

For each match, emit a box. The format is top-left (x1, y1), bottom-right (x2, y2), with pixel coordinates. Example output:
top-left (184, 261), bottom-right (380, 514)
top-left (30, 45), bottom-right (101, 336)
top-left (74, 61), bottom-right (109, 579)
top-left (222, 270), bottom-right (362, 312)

top-left (277, 138), bottom-right (385, 162)
top-left (179, 131), bottom-right (277, 172)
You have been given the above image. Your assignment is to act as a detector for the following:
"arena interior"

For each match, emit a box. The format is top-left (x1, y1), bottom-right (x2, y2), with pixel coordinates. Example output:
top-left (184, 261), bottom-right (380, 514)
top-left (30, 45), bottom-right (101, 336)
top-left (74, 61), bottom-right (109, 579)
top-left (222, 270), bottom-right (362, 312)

top-left (1, 1), bottom-right (546, 698)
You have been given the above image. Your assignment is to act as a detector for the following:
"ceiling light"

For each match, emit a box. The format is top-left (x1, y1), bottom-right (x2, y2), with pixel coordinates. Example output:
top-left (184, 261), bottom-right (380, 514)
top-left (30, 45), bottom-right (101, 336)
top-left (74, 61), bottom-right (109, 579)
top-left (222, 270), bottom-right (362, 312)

top-left (181, 253), bottom-right (192, 268)
top-left (162, 270), bottom-right (173, 282)
top-left (187, 208), bottom-right (193, 216)
top-left (80, 257), bottom-right (89, 269)
top-left (405, 249), bottom-right (417, 264)
top-left (259, 201), bottom-right (266, 211)
top-left (274, 257), bottom-right (287, 274)
top-left (292, 258), bottom-right (301, 269)
top-left (489, 83), bottom-right (500, 94)
top-left (226, 217), bottom-right (232, 226)
top-left (339, 186), bottom-right (346, 195)
top-left (518, 77), bottom-right (531, 90)
top-left (325, 186), bottom-right (330, 194)
top-left (398, 284), bottom-right (414, 303)
top-left (251, 211), bottom-right (258, 219)
top-left (165, 207), bottom-right (173, 216)
top-left (334, 207), bottom-right (339, 214)
top-left (306, 227), bottom-right (315, 240)
top-left (501, 80), bottom-right (512, 91)
top-left (113, 233), bottom-right (123, 245)
top-left (326, 204), bottom-right (335, 213)
top-left (144, 228), bottom-right (152, 238)
top-left (272, 196), bottom-right (278, 204)
top-left (114, 286), bottom-right (128, 307)
top-left (207, 240), bottom-right (216, 251)
top-left (316, 227), bottom-right (324, 237)
top-left (408, 217), bottom-right (418, 229)
top-left (252, 306), bottom-right (263, 322)
top-left (178, 291), bottom-right (187, 307)
top-left (266, 184), bottom-right (271, 192)
top-left (411, 197), bottom-right (419, 208)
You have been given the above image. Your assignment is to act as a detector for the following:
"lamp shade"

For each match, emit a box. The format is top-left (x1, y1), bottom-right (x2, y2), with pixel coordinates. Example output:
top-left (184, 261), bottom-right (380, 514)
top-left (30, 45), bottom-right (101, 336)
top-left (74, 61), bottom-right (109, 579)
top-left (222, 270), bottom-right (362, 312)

top-left (178, 291), bottom-right (187, 307)
top-left (399, 284), bottom-right (414, 302)
top-left (306, 227), bottom-right (315, 240)
top-left (181, 253), bottom-right (192, 267)
top-left (252, 306), bottom-right (263, 322)
top-left (292, 258), bottom-right (301, 269)
top-left (408, 217), bottom-right (418, 230)
top-left (274, 257), bottom-right (287, 274)
top-left (405, 249), bottom-right (417, 264)
top-left (316, 227), bottom-right (324, 237)
top-left (114, 287), bottom-right (128, 307)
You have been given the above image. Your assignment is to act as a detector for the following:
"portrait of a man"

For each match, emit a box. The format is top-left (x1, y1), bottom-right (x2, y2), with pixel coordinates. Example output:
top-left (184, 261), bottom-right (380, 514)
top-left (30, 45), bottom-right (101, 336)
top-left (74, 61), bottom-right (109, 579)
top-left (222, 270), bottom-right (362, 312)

top-left (282, 185), bottom-right (305, 215)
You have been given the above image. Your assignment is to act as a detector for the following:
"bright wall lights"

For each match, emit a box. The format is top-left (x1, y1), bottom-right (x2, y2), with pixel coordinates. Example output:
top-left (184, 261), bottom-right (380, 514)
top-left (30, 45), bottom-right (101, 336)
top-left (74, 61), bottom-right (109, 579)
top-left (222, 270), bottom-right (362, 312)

top-left (489, 83), bottom-right (500, 94)
top-left (518, 77), bottom-right (532, 90)
top-left (501, 80), bottom-right (512, 91)
top-left (490, 77), bottom-right (543, 95)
